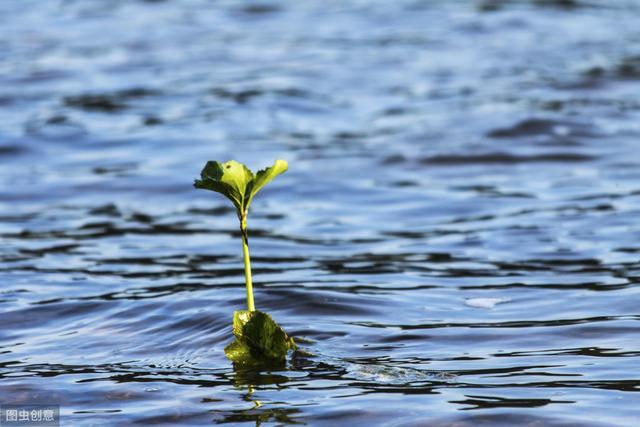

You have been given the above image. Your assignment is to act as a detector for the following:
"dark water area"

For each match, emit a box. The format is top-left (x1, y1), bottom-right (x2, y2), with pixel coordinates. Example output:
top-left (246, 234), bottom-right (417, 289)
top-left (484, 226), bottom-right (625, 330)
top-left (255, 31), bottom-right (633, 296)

top-left (1, 0), bottom-right (640, 425)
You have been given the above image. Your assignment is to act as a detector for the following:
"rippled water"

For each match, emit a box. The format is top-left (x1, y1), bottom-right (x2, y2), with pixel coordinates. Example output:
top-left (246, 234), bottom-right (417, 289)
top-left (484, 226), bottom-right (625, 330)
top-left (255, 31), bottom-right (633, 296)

top-left (1, 0), bottom-right (640, 425)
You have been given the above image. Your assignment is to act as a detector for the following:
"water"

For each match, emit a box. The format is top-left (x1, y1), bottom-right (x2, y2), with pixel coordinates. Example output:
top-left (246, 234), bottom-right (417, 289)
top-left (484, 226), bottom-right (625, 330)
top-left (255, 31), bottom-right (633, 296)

top-left (1, 0), bottom-right (639, 425)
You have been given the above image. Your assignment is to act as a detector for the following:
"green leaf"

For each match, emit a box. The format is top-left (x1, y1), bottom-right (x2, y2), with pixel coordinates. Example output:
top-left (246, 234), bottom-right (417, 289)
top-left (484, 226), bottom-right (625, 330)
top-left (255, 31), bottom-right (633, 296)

top-left (224, 339), bottom-right (253, 362)
top-left (224, 310), bottom-right (296, 367)
top-left (247, 159), bottom-right (288, 207)
top-left (194, 159), bottom-right (287, 215)
top-left (194, 160), bottom-right (254, 213)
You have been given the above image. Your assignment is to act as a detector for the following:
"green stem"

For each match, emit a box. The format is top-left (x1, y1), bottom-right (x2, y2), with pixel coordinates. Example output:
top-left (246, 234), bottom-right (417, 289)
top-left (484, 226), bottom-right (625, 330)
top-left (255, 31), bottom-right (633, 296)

top-left (240, 213), bottom-right (255, 311)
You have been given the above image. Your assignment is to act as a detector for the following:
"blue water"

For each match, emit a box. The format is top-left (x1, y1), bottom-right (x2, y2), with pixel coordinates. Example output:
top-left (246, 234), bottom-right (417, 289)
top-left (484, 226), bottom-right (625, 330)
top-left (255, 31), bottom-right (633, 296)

top-left (1, 1), bottom-right (639, 425)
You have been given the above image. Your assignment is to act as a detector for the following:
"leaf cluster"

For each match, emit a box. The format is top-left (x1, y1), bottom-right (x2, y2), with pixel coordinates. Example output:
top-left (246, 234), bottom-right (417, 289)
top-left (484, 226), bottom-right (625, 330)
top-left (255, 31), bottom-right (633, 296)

top-left (194, 160), bottom-right (288, 217)
top-left (225, 310), bottom-right (297, 367)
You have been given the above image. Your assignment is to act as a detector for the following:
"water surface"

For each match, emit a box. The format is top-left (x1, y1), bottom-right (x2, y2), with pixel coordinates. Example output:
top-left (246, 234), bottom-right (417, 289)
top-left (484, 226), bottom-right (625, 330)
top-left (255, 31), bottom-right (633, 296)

top-left (1, 1), bottom-right (639, 425)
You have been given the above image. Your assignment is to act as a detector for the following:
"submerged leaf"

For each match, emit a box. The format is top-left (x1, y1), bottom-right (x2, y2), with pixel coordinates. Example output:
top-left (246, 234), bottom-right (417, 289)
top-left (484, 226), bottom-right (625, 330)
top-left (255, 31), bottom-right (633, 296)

top-left (225, 310), bottom-right (296, 367)
top-left (194, 159), bottom-right (288, 215)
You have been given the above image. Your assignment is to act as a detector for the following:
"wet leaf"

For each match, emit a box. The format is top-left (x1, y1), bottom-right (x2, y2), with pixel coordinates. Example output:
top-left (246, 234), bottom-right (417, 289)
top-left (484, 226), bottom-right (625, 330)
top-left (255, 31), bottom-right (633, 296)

top-left (224, 338), bottom-right (253, 362)
top-left (194, 159), bottom-right (287, 215)
top-left (224, 310), bottom-right (296, 367)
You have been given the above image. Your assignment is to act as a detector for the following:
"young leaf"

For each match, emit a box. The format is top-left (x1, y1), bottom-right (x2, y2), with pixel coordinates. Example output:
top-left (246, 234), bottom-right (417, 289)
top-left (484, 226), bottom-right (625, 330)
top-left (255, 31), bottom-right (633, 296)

top-left (194, 160), bottom-right (254, 214)
top-left (194, 159), bottom-right (288, 216)
top-left (247, 159), bottom-right (288, 207)
top-left (224, 310), bottom-right (296, 367)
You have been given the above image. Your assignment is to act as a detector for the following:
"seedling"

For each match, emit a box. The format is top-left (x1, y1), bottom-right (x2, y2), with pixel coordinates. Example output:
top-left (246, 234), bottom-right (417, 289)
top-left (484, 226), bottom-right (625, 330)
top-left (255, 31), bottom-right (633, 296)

top-left (194, 160), bottom-right (296, 367)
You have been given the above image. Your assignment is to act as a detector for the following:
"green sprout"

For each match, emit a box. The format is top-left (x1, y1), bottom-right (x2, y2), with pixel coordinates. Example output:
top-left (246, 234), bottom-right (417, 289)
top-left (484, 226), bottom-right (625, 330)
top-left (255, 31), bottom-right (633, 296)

top-left (194, 159), bottom-right (296, 366)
